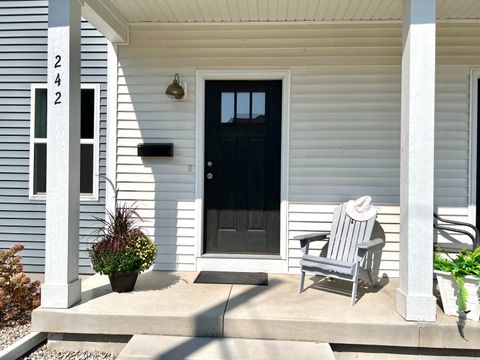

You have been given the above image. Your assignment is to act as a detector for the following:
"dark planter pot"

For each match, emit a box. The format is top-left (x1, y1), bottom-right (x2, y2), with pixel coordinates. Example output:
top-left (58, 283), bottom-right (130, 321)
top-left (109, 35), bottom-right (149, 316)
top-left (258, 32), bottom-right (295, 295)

top-left (108, 272), bottom-right (138, 293)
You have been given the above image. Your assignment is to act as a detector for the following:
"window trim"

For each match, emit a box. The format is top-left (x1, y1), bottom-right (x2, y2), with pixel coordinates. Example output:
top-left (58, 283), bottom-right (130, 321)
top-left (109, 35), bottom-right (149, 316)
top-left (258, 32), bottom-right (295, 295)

top-left (29, 83), bottom-right (47, 201)
top-left (29, 83), bottom-right (101, 202)
top-left (469, 70), bottom-right (480, 225)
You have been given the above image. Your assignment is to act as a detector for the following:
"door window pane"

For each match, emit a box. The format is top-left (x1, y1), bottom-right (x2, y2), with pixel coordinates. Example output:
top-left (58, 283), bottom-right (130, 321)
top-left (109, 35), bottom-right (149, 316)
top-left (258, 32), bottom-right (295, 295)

top-left (33, 143), bottom-right (47, 194)
top-left (251, 92), bottom-right (265, 122)
top-left (221, 92), bottom-right (235, 123)
top-left (80, 144), bottom-right (94, 194)
top-left (34, 89), bottom-right (47, 138)
top-left (236, 92), bottom-right (250, 120)
top-left (81, 89), bottom-right (95, 139)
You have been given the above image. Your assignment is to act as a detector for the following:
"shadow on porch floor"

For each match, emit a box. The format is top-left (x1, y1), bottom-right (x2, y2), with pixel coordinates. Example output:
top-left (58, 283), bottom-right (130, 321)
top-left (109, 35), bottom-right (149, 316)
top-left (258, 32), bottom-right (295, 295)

top-left (32, 271), bottom-right (480, 350)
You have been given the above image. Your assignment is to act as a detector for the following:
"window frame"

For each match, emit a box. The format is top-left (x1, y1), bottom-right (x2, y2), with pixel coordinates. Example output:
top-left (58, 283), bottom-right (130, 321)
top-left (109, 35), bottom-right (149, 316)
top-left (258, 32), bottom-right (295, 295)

top-left (29, 83), bottom-right (101, 202)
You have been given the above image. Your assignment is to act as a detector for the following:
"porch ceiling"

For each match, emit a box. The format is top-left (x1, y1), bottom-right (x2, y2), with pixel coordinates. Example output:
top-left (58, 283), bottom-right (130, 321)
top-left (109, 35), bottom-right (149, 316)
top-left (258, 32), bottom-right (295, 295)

top-left (101, 0), bottom-right (480, 23)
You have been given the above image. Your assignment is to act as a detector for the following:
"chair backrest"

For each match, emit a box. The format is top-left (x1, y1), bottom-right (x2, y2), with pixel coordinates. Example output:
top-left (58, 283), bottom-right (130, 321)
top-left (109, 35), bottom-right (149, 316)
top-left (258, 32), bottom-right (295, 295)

top-left (326, 202), bottom-right (377, 263)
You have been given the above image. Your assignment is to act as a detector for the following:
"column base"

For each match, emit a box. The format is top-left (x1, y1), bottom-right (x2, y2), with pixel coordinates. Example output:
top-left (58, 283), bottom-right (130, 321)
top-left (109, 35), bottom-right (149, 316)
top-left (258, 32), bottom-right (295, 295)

top-left (396, 287), bottom-right (437, 321)
top-left (41, 278), bottom-right (81, 308)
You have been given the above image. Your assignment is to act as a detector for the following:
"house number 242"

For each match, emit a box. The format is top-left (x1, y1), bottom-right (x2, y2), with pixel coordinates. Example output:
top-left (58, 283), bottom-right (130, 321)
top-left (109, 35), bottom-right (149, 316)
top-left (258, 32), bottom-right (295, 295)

top-left (54, 54), bottom-right (61, 105)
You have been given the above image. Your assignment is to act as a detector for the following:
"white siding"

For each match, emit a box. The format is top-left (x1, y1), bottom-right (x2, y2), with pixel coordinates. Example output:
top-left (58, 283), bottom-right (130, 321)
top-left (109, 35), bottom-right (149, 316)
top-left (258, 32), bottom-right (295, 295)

top-left (117, 22), bottom-right (478, 275)
top-left (0, 1), bottom-right (108, 273)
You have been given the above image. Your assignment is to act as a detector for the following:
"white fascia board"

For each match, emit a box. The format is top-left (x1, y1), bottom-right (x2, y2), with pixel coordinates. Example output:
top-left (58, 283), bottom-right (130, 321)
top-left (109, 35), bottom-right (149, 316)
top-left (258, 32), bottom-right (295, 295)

top-left (81, 0), bottom-right (129, 44)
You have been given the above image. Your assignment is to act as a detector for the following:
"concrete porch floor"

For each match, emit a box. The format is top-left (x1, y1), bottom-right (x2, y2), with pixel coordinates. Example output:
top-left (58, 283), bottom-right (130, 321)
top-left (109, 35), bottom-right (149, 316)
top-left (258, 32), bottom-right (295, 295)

top-left (32, 271), bottom-right (480, 350)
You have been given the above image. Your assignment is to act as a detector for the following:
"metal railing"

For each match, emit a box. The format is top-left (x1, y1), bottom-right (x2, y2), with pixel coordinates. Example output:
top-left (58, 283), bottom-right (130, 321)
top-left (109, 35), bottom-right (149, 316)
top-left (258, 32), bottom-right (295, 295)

top-left (433, 213), bottom-right (479, 250)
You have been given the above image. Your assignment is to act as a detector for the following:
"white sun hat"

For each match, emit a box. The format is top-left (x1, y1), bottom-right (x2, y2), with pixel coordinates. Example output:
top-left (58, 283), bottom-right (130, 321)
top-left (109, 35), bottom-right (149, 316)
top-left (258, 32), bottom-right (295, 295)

top-left (345, 195), bottom-right (378, 222)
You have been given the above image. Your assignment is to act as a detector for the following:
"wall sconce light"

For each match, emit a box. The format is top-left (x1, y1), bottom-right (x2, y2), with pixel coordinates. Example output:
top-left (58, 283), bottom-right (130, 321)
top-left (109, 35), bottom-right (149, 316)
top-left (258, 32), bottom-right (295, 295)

top-left (165, 73), bottom-right (185, 100)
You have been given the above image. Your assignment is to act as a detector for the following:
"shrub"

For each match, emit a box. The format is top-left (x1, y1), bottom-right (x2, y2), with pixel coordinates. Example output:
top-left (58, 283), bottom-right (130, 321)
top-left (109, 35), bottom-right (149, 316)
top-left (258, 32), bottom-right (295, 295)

top-left (0, 244), bottom-right (41, 325)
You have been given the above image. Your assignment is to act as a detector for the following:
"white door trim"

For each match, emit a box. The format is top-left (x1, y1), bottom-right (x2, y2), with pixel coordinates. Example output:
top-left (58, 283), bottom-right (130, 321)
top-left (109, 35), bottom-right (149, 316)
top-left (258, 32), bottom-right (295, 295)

top-left (469, 70), bottom-right (480, 225)
top-left (194, 70), bottom-right (290, 273)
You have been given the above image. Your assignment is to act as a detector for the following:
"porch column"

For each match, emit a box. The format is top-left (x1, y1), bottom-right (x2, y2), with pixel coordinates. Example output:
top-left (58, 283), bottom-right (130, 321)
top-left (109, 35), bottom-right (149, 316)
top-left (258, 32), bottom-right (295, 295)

top-left (105, 41), bottom-right (118, 214)
top-left (41, 0), bottom-right (82, 308)
top-left (396, 0), bottom-right (437, 321)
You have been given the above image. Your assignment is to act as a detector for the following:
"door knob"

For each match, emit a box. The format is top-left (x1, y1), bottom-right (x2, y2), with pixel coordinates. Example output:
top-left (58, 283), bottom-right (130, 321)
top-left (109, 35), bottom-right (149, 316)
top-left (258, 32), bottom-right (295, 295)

top-left (206, 173), bottom-right (213, 180)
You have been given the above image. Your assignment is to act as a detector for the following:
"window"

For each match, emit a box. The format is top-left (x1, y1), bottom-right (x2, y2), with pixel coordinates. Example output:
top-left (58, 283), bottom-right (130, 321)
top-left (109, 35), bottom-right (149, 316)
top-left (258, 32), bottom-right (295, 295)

top-left (221, 91), bottom-right (265, 124)
top-left (29, 84), bottom-right (100, 200)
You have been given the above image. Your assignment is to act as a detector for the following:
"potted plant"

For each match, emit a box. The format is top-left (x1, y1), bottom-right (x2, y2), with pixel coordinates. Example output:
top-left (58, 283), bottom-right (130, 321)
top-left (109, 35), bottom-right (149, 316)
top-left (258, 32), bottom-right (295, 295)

top-left (434, 247), bottom-right (480, 320)
top-left (89, 182), bottom-right (157, 292)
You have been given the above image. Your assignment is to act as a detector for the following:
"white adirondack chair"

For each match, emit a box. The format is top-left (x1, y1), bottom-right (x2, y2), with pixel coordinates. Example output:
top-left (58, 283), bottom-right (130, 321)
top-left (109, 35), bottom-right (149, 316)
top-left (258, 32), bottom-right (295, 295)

top-left (296, 199), bottom-right (383, 305)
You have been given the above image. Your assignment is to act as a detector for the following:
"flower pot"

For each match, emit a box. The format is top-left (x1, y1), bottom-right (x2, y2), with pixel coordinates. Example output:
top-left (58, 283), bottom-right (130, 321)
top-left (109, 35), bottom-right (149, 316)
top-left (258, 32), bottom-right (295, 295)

top-left (108, 272), bottom-right (138, 293)
top-left (435, 270), bottom-right (480, 321)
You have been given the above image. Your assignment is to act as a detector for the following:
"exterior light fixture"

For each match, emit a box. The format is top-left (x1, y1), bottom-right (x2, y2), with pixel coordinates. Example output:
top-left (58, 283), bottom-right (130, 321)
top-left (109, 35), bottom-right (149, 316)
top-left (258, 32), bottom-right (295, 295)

top-left (165, 73), bottom-right (185, 100)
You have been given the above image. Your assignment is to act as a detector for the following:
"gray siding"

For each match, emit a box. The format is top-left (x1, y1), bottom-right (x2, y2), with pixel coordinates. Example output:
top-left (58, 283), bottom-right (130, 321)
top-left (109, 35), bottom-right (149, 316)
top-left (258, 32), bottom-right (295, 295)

top-left (0, 0), bottom-right (107, 273)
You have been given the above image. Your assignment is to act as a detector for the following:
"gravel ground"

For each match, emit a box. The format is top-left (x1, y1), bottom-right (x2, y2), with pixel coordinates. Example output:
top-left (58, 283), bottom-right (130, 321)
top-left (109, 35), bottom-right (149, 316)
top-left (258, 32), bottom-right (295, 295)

top-left (20, 343), bottom-right (118, 360)
top-left (1, 319), bottom-right (117, 359)
top-left (0, 321), bottom-right (31, 351)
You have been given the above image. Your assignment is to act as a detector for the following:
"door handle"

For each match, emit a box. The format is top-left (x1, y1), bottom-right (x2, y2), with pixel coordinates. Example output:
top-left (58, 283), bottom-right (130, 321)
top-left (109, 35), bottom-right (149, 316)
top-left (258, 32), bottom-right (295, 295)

top-left (206, 173), bottom-right (213, 180)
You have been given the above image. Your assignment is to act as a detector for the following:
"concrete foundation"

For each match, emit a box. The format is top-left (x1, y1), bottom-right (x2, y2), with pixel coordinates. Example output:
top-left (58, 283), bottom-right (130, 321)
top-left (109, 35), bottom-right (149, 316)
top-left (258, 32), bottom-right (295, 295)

top-left (32, 272), bottom-right (480, 350)
top-left (47, 333), bottom-right (131, 353)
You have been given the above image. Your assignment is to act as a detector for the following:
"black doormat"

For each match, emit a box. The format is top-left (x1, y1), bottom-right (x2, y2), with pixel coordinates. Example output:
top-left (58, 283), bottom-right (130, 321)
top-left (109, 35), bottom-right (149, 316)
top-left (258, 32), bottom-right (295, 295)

top-left (194, 271), bottom-right (268, 286)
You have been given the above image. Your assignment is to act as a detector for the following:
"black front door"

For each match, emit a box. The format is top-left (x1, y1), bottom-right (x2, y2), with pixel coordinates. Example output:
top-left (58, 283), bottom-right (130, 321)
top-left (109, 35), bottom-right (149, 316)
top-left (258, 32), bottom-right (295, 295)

top-left (204, 80), bottom-right (282, 254)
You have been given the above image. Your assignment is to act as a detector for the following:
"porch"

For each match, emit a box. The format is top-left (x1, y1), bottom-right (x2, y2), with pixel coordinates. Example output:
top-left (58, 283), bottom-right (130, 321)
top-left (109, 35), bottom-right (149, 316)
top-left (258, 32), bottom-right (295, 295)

top-left (32, 271), bottom-right (480, 351)
top-left (39, 0), bottom-right (480, 326)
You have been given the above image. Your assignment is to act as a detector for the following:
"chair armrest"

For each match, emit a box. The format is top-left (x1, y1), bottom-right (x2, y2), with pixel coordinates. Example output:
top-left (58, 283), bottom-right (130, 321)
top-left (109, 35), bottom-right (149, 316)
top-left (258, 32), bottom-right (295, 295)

top-left (295, 232), bottom-right (330, 255)
top-left (294, 232), bottom-right (330, 242)
top-left (357, 238), bottom-right (383, 250)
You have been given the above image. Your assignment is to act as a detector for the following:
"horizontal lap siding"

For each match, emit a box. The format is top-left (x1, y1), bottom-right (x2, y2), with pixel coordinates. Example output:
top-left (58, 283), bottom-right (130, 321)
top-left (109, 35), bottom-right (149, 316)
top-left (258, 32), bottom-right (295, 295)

top-left (0, 1), bottom-right (108, 273)
top-left (288, 23), bottom-right (476, 277)
top-left (116, 67), bottom-right (197, 271)
top-left (288, 59), bottom-right (403, 275)
top-left (120, 22), bottom-right (476, 275)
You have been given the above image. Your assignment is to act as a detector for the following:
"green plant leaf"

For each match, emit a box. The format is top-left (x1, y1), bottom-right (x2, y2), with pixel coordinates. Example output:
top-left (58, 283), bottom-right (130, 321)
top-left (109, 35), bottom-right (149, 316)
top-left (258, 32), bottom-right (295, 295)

top-left (434, 246), bottom-right (480, 318)
top-left (453, 276), bottom-right (468, 314)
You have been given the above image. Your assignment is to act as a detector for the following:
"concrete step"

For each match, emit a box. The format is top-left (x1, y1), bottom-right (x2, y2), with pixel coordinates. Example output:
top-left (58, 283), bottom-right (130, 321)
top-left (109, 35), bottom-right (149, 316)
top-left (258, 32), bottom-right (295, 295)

top-left (118, 335), bottom-right (335, 360)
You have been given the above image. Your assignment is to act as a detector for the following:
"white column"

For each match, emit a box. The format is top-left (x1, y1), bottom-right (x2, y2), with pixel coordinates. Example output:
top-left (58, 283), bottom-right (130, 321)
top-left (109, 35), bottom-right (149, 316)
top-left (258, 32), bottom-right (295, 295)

top-left (396, 0), bottom-right (437, 321)
top-left (42, 0), bottom-right (82, 308)
top-left (105, 41), bottom-right (118, 214)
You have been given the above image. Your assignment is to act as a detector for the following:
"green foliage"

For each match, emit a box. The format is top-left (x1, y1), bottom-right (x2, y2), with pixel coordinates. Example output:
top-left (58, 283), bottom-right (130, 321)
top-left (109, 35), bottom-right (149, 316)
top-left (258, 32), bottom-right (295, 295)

top-left (90, 230), bottom-right (157, 276)
top-left (0, 244), bottom-right (41, 325)
top-left (89, 203), bottom-right (157, 277)
top-left (434, 247), bottom-right (480, 314)
top-left (455, 277), bottom-right (468, 314)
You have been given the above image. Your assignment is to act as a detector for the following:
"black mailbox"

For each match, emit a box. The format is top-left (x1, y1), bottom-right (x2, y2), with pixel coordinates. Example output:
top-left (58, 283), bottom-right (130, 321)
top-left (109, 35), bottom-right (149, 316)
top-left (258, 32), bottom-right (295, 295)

top-left (137, 143), bottom-right (174, 157)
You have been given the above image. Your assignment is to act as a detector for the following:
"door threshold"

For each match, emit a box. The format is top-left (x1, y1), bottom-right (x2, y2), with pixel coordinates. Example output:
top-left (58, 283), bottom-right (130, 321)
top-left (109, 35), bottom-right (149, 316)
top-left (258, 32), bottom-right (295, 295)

top-left (201, 253), bottom-right (281, 260)
top-left (196, 256), bottom-right (287, 273)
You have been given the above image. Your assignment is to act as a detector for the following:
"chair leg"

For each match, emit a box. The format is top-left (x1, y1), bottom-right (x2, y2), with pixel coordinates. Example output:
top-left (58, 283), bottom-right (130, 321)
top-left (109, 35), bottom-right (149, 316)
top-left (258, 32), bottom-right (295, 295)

top-left (351, 279), bottom-right (358, 306)
top-left (351, 265), bottom-right (359, 306)
top-left (366, 270), bottom-right (379, 287)
top-left (298, 271), bottom-right (306, 293)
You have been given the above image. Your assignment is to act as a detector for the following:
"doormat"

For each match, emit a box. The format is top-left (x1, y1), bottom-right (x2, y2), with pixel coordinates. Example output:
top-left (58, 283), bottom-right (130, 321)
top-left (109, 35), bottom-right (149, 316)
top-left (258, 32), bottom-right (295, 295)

top-left (194, 271), bottom-right (268, 286)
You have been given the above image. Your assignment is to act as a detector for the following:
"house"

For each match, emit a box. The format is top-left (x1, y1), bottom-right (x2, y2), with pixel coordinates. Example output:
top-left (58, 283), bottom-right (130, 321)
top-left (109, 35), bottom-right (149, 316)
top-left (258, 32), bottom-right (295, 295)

top-left (6, 0), bottom-right (480, 323)
top-left (0, 0), bottom-right (108, 274)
